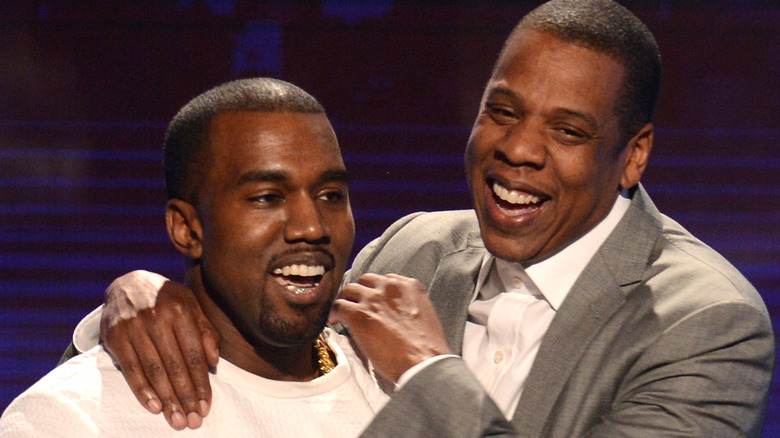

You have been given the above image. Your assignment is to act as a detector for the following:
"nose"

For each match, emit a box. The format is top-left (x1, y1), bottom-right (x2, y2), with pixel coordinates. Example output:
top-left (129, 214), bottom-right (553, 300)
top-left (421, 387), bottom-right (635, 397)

top-left (283, 195), bottom-right (330, 243)
top-left (494, 121), bottom-right (547, 169)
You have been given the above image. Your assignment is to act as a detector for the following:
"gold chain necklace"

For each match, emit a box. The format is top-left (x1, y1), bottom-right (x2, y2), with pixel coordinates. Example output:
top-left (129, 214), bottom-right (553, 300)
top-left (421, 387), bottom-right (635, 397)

top-left (314, 333), bottom-right (335, 375)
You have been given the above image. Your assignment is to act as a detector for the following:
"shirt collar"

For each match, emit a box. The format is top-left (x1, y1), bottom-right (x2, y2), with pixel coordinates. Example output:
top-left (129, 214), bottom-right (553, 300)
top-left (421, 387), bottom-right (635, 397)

top-left (474, 192), bottom-right (631, 310)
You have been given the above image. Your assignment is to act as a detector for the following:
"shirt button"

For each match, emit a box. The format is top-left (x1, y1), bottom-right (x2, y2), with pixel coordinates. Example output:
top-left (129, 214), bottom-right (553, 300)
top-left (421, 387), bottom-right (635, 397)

top-left (512, 276), bottom-right (523, 289)
top-left (493, 350), bottom-right (505, 364)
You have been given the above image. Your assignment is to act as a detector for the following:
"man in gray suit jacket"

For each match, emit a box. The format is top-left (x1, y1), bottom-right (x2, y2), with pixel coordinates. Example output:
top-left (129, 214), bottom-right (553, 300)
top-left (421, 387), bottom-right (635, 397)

top-left (327, 2), bottom-right (773, 435)
top-left (62, 0), bottom-right (774, 436)
top-left (335, 186), bottom-right (773, 437)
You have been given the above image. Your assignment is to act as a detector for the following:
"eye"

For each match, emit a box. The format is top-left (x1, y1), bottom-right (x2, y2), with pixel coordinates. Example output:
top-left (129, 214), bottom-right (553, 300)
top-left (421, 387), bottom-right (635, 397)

top-left (551, 125), bottom-right (590, 146)
top-left (485, 103), bottom-right (518, 124)
top-left (317, 189), bottom-right (347, 203)
top-left (250, 193), bottom-right (284, 206)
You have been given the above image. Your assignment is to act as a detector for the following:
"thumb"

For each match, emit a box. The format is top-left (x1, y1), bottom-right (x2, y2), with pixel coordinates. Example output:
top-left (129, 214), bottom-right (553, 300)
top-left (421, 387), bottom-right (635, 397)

top-left (196, 311), bottom-right (220, 367)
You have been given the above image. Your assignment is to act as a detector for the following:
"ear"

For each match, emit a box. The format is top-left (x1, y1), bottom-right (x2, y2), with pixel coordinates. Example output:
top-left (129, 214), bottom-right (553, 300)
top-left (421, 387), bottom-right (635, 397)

top-left (620, 122), bottom-right (653, 190)
top-left (166, 199), bottom-right (203, 259)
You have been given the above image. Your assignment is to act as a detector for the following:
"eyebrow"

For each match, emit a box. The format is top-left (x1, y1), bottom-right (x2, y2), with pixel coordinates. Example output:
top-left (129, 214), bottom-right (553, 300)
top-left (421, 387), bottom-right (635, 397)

top-left (319, 169), bottom-right (350, 185)
top-left (237, 169), bottom-right (287, 186)
top-left (236, 168), bottom-right (349, 187)
top-left (552, 108), bottom-right (600, 131)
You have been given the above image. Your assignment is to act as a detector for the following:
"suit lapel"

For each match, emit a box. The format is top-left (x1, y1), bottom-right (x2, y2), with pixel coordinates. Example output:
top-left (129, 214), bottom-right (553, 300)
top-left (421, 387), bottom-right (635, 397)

top-left (427, 231), bottom-right (485, 355)
top-left (512, 186), bottom-right (662, 435)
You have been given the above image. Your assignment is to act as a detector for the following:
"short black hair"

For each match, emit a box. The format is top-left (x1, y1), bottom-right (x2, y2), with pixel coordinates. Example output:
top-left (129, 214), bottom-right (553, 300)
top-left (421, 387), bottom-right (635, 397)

top-left (507, 0), bottom-right (662, 143)
top-left (164, 77), bottom-right (326, 201)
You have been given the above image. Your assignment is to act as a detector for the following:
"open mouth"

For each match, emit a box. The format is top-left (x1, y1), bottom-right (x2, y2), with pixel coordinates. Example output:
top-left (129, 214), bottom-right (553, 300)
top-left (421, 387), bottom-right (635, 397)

top-left (491, 181), bottom-right (546, 216)
top-left (272, 264), bottom-right (325, 295)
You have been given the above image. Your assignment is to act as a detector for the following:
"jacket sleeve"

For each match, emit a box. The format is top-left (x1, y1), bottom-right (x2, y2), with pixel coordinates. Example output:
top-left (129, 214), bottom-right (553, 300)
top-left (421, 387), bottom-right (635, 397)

top-left (361, 357), bottom-right (517, 438)
top-left (583, 300), bottom-right (774, 438)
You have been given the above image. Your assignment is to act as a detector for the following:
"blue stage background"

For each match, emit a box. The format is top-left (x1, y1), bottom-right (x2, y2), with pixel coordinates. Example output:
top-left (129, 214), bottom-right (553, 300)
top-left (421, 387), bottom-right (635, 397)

top-left (1, 1), bottom-right (778, 435)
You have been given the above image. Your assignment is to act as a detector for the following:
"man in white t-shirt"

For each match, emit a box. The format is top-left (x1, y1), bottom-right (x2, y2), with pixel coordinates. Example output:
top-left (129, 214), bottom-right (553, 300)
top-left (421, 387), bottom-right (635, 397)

top-left (0, 77), bottom-right (388, 437)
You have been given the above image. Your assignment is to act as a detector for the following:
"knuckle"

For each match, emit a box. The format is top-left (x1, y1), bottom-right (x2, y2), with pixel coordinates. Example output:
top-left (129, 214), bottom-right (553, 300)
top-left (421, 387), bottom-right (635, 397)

top-left (178, 393), bottom-right (196, 408)
top-left (195, 385), bottom-right (210, 398)
top-left (122, 361), bottom-right (142, 376)
top-left (185, 351), bottom-right (205, 369)
top-left (368, 301), bottom-right (382, 313)
top-left (163, 357), bottom-right (184, 375)
top-left (148, 301), bottom-right (186, 322)
top-left (160, 396), bottom-right (179, 409)
top-left (146, 362), bottom-right (164, 378)
top-left (169, 301), bottom-right (187, 316)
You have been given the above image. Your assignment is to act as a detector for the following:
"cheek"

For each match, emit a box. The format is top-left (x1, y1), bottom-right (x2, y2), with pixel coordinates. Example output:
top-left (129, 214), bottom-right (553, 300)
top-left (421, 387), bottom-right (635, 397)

top-left (552, 145), bottom-right (609, 187)
top-left (465, 139), bottom-right (489, 190)
top-left (464, 139), bottom-right (477, 168)
top-left (466, 122), bottom-right (496, 162)
top-left (327, 212), bottom-right (355, 254)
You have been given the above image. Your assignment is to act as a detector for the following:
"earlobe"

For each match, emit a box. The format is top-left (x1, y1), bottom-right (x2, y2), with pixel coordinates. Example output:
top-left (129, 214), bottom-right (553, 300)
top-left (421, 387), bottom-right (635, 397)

top-left (166, 199), bottom-right (203, 259)
top-left (620, 123), bottom-right (653, 190)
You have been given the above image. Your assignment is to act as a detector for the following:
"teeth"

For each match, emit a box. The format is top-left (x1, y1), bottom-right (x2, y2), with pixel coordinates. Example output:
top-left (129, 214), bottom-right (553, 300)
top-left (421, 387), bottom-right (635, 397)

top-left (285, 284), bottom-right (319, 295)
top-left (493, 182), bottom-right (540, 205)
top-left (273, 264), bottom-right (325, 277)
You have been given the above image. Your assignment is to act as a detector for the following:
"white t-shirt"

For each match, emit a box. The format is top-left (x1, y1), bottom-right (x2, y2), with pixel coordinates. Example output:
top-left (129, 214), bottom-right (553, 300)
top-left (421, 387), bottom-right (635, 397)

top-left (0, 329), bottom-right (388, 437)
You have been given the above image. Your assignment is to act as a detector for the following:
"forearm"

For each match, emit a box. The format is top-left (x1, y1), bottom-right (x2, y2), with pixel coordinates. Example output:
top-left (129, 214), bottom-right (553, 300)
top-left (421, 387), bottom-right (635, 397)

top-left (362, 357), bottom-right (516, 438)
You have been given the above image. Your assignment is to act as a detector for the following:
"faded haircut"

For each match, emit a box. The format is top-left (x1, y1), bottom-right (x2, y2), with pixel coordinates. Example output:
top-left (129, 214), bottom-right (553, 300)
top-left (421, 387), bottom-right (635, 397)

top-left (506, 0), bottom-right (662, 143)
top-left (164, 77), bottom-right (326, 201)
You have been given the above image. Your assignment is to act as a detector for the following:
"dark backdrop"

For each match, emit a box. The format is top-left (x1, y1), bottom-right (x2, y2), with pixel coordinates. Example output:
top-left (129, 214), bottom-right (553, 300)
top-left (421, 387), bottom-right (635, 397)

top-left (1, 1), bottom-right (778, 435)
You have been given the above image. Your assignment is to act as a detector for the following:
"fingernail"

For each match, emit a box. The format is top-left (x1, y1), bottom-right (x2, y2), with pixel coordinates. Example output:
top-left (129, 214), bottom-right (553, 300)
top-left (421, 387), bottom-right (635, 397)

top-left (187, 412), bottom-right (203, 429)
top-left (171, 411), bottom-right (187, 430)
top-left (147, 398), bottom-right (162, 413)
top-left (199, 400), bottom-right (210, 417)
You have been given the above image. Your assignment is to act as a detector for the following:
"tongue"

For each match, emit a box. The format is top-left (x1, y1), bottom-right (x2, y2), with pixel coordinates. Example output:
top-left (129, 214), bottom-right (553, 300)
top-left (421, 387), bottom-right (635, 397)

top-left (495, 197), bottom-right (540, 211)
top-left (278, 275), bottom-right (320, 288)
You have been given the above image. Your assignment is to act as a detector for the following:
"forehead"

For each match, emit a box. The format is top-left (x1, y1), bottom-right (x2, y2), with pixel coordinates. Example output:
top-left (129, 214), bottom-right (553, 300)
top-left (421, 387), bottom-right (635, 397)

top-left (490, 29), bottom-right (625, 116)
top-left (205, 111), bottom-right (344, 180)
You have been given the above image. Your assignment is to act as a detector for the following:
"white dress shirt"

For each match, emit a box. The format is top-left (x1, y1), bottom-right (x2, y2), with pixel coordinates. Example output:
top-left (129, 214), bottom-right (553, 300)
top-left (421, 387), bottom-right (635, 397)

top-left (461, 193), bottom-right (631, 419)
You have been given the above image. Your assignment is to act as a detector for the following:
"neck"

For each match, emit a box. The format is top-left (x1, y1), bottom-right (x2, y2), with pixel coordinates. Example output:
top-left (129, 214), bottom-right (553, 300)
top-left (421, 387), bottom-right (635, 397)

top-left (219, 331), bottom-right (321, 381)
top-left (184, 268), bottom-right (322, 382)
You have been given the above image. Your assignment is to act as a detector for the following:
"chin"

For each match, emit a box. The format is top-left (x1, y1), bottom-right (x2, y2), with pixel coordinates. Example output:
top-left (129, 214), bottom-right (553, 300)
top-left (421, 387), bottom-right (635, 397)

top-left (482, 232), bottom-right (544, 264)
top-left (259, 309), bottom-right (329, 346)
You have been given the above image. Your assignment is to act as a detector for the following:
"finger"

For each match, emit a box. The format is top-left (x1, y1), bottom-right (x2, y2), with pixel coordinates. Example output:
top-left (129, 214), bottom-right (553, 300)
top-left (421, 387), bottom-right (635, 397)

top-left (127, 327), bottom-right (188, 430)
top-left (384, 273), bottom-right (412, 282)
top-left (103, 330), bottom-right (163, 415)
top-left (172, 311), bottom-right (214, 418)
top-left (329, 297), bottom-right (363, 326)
top-left (338, 281), bottom-right (378, 303)
top-left (354, 272), bottom-right (386, 287)
top-left (200, 319), bottom-right (221, 369)
top-left (145, 318), bottom-right (202, 429)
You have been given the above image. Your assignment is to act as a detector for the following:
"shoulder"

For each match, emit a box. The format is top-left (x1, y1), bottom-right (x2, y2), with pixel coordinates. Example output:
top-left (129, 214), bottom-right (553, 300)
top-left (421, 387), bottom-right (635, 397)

top-left (612, 191), bottom-right (771, 336)
top-left (0, 346), bottom-right (115, 437)
top-left (649, 213), bottom-right (766, 314)
top-left (348, 210), bottom-right (481, 281)
top-left (616, 187), bottom-right (766, 315)
top-left (17, 346), bottom-right (110, 405)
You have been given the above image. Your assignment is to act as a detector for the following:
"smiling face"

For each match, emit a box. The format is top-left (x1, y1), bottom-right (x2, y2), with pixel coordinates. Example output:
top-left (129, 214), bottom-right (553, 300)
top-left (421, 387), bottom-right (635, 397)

top-left (466, 29), bottom-right (650, 264)
top-left (179, 111), bottom-right (354, 350)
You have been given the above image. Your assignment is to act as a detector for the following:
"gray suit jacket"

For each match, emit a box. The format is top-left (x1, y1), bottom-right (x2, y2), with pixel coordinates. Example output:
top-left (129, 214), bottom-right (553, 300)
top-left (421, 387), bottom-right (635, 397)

top-left (346, 186), bottom-right (774, 437)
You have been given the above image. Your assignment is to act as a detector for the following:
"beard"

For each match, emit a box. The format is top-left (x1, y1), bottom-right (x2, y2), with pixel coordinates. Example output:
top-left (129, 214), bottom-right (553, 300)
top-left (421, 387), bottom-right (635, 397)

top-left (255, 295), bottom-right (332, 346)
